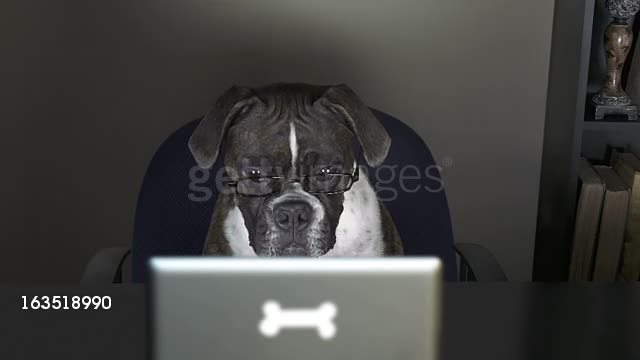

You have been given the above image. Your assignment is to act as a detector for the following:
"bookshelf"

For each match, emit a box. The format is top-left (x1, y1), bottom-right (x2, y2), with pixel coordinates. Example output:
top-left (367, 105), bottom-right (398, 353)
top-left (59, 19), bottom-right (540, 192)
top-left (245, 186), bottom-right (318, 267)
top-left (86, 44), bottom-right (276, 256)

top-left (535, 0), bottom-right (640, 280)
top-left (583, 120), bottom-right (640, 130)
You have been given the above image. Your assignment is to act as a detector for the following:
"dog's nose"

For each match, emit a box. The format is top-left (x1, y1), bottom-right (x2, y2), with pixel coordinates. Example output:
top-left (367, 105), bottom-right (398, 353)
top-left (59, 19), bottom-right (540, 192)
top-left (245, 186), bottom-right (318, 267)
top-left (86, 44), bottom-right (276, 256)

top-left (274, 201), bottom-right (312, 232)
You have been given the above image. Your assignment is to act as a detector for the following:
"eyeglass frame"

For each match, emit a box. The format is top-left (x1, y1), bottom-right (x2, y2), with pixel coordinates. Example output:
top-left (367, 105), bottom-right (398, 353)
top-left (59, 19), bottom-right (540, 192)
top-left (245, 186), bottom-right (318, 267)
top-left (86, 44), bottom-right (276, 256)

top-left (222, 165), bottom-right (360, 197)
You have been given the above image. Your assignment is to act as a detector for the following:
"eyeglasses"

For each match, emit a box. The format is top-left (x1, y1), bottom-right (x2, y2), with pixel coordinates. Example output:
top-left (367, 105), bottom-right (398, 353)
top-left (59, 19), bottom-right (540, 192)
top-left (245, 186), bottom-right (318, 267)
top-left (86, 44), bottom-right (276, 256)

top-left (223, 166), bottom-right (359, 197)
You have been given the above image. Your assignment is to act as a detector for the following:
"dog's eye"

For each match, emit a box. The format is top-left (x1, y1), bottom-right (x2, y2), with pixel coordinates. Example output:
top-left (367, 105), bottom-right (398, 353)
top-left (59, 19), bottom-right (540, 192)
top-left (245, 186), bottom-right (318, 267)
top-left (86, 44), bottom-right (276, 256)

top-left (305, 173), bottom-right (350, 193)
top-left (313, 172), bottom-right (341, 186)
top-left (248, 169), bottom-right (261, 177)
top-left (309, 168), bottom-right (340, 184)
top-left (237, 177), bottom-right (281, 196)
top-left (317, 173), bottom-right (338, 181)
top-left (316, 167), bottom-right (341, 175)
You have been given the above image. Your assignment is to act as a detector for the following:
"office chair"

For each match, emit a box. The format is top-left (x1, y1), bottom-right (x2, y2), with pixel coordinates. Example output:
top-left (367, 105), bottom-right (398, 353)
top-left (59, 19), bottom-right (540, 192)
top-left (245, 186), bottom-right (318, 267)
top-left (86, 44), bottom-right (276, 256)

top-left (81, 109), bottom-right (507, 283)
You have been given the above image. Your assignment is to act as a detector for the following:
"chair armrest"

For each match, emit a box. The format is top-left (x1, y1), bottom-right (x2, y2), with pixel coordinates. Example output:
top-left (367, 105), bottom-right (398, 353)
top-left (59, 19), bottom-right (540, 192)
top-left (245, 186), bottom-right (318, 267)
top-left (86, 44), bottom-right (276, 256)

top-left (454, 243), bottom-right (508, 281)
top-left (81, 247), bottom-right (131, 283)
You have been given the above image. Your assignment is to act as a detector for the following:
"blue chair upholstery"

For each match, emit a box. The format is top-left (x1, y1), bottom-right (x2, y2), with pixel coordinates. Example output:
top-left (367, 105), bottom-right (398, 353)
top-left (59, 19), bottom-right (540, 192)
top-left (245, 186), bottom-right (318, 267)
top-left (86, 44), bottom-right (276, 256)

top-left (131, 109), bottom-right (457, 282)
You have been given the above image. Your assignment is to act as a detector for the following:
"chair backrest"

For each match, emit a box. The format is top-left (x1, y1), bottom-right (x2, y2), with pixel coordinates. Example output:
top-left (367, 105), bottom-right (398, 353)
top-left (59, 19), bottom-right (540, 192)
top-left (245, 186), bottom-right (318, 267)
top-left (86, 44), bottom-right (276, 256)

top-left (132, 109), bottom-right (456, 282)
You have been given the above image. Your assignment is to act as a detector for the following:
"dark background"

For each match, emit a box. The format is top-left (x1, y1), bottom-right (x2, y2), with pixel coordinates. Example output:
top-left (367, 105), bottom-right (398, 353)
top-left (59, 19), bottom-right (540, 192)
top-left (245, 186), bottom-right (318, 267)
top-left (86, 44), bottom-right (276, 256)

top-left (0, 0), bottom-right (556, 282)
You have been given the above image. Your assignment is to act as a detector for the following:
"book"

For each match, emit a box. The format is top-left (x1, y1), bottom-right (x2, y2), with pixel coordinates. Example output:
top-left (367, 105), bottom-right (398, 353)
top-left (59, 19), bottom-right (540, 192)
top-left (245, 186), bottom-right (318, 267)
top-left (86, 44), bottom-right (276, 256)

top-left (592, 166), bottom-right (629, 282)
top-left (612, 153), bottom-right (640, 281)
top-left (568, 159), bottom-right (605, 281)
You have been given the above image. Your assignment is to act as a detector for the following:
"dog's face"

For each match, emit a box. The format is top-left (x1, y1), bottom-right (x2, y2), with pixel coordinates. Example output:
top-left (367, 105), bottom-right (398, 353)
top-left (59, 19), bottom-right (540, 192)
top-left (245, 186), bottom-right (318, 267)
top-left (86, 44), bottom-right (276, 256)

top-left (223, 100), bottom-right (355, 256)
top-left (189, 83), bottom-right (391, 256)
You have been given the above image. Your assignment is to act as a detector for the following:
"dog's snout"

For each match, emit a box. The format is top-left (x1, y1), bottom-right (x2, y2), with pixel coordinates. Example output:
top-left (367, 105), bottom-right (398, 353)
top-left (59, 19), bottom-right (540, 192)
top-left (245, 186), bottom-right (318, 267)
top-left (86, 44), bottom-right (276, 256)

top-left (274, 200), bottom-right (312, 232)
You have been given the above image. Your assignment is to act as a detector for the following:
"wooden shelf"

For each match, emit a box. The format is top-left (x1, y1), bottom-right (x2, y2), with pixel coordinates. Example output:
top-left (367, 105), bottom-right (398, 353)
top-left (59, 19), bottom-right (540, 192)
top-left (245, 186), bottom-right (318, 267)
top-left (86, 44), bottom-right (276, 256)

top-left (583, 100), bottom-right (640, 128)
top-left (583, 120), bottom-right (640, 131)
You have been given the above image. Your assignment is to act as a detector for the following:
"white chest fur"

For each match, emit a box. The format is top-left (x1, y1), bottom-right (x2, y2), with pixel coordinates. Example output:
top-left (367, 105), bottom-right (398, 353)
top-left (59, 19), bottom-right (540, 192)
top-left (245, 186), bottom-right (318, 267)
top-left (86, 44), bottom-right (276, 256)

top-left (324, 170), bottom-right (384, 256)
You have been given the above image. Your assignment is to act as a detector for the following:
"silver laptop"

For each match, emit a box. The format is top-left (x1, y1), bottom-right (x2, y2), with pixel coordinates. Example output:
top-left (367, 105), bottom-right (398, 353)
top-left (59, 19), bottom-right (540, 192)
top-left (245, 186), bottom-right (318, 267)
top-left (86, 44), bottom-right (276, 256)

top-left (150, 257), bottom-right (442, 360)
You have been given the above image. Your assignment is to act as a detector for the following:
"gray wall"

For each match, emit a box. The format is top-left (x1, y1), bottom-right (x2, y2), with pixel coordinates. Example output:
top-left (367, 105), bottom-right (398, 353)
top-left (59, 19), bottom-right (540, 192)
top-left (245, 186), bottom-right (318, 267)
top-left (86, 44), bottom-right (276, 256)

top-left (0, 0), bottom-right (555, 282)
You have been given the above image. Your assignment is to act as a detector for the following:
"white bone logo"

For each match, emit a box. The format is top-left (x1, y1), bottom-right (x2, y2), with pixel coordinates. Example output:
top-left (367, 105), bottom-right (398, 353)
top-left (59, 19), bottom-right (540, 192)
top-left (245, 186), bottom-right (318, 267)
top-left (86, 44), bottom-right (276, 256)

top-left (258, 300), bottom-right (338, 340)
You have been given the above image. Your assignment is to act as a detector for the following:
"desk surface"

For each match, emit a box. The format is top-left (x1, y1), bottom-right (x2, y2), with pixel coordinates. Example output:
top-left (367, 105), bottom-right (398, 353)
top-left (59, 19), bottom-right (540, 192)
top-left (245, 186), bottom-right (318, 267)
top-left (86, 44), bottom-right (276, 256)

top-left (1, 283), bottom-right (639, 360)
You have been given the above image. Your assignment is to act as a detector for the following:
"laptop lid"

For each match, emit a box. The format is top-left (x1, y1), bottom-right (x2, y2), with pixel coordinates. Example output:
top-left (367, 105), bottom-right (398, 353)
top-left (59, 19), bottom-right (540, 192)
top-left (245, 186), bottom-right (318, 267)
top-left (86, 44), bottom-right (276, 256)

top-left (151, 257), bottom-right (441, 360)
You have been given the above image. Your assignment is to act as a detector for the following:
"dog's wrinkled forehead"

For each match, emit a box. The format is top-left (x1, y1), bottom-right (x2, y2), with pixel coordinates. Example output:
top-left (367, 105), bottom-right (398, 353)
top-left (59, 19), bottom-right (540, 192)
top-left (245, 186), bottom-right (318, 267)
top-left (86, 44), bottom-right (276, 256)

top-left (224, 85), bottom-right (354, 172)
top-left (188, 83), bottom-right (391, 170)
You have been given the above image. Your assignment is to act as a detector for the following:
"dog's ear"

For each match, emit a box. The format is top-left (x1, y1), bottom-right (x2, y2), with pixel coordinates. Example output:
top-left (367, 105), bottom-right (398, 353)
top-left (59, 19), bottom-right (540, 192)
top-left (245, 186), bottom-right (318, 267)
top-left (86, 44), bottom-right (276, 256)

top-left (316, 84), bottom-right (391, 167)
top-left (189, 86), bottom-right (260, 169)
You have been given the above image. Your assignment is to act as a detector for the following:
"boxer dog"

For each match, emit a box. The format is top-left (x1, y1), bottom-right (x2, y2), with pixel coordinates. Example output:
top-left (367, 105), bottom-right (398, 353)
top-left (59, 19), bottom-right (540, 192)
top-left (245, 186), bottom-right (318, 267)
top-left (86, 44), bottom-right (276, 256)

top-left (188, 83), bottom-right (403, 256)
